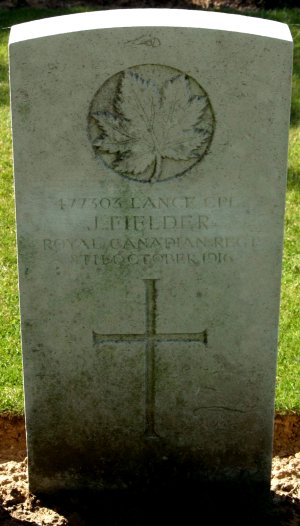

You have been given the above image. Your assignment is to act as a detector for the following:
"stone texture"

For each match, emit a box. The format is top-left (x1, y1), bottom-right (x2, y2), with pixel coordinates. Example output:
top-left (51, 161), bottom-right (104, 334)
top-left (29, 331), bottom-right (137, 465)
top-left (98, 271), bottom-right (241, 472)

top-left (9, 9), bottom-right (293, 494)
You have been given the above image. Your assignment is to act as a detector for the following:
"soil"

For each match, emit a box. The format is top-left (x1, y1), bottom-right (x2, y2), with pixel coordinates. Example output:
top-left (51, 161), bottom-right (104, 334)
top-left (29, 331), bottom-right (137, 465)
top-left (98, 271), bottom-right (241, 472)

top-left (0, 413), bottom-right (299, 525)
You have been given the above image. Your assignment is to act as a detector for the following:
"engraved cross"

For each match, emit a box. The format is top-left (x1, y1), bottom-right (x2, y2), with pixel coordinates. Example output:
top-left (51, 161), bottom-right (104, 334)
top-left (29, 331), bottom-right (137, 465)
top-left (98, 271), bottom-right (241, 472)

top-left (93, 279), bottom-right (208, 439)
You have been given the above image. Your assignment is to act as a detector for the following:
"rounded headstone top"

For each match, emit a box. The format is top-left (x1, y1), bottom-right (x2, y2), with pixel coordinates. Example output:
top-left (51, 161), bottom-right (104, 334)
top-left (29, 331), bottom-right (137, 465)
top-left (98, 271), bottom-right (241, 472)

top-left (9, 8), bottom-right (292, 45)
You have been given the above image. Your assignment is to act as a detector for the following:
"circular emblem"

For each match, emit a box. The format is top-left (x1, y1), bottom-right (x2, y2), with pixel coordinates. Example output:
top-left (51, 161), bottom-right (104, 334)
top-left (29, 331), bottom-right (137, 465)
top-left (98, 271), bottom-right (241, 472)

top-left (88, 64), bottom-right (215, 183)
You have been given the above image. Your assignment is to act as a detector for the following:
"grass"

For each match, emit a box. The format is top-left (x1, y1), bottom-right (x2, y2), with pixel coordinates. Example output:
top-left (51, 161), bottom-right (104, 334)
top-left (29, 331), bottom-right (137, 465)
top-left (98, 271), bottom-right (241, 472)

top-left (0, 5), bottom-right (299, 414)
top-left (0, 13), bottom-right (22, 413)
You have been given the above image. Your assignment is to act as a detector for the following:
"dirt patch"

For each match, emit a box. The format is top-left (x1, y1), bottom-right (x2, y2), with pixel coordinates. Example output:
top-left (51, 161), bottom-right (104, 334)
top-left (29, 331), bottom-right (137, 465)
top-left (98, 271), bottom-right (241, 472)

top-left (0, 413), bottom-right (299, 525)
top-left (1, 413), bottom-right (298, 464)
top-left (273, 414), bottom-right (300, 457)
top-left (0, 415), bottom-right (26, 464)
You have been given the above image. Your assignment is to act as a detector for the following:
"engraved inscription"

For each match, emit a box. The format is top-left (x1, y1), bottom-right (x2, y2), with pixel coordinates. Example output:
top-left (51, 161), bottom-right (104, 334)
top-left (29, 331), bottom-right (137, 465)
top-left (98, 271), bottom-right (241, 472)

top-left (88, 65), bottom-right (215, 182)
top-left (125, 34), bottom-right (161, 48)
top-left (74, 252), bottom-right (233, 267)
top-left (44, 235), bottom-right (257, 252)
top-left (93, 279), bottom-right (208, 438)
top-left (44, 194), bottom-right (259, 268)
top-left (57, 196), bottom-right (199, 210)
top-left (57, 195), bottom-right (232, 210)
top-left (86, 214), bottom-right (211, 231)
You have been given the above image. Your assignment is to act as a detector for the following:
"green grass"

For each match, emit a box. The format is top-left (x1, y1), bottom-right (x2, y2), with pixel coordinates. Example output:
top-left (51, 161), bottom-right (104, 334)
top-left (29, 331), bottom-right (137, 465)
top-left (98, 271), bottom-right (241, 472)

top-left (0, 6), bottom-right (299, 414)
top-left (0, 12), bottom-right (22, 413)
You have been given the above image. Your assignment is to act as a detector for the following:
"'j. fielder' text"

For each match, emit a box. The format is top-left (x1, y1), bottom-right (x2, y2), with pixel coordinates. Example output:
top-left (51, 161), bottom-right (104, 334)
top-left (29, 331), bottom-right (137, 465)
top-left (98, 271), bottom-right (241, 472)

top-left (86, 214), bottom-right (211, 231)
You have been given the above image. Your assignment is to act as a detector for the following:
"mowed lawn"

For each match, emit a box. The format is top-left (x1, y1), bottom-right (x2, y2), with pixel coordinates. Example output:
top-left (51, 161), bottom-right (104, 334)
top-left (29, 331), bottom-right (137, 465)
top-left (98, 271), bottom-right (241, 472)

top-left (0, 6), bottom-right (299, 414)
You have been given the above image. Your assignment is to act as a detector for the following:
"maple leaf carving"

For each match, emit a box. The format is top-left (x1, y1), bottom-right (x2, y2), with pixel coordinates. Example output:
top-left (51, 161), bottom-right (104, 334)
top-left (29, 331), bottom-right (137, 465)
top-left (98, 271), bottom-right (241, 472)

top-left (93, 71), bottom-right (212, 182)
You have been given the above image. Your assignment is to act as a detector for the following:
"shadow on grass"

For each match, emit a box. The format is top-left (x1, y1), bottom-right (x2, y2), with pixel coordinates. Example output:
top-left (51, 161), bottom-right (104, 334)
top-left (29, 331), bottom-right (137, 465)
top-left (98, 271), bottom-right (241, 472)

top-left (289, 26), bottom-right (300, 128)
top-left (288, 168), bottom-right (300, 192)
top-left (0, 64), bottom-right (10, 108)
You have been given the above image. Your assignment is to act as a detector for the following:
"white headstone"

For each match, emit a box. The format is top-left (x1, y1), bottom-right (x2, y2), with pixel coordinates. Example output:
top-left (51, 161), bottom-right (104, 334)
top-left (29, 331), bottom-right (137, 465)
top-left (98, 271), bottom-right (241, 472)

top-left (9, 9), bottom-right (293, 494)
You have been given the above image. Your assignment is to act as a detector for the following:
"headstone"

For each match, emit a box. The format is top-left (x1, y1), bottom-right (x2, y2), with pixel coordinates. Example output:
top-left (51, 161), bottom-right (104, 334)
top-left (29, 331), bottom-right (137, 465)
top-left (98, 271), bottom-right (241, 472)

top-left (9, 9), bottom-right (293, 494)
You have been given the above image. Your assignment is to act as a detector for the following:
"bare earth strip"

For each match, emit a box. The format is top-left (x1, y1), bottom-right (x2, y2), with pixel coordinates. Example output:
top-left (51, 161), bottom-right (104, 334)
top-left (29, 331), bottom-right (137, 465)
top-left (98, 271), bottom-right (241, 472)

top-left (0, 413), bottom-right (299, 525)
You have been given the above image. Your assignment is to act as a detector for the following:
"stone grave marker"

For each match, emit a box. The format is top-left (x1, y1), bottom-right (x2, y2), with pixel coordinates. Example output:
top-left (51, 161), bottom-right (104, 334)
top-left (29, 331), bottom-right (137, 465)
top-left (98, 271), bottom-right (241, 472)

top-left (9, 9), bottom-right (293, 494)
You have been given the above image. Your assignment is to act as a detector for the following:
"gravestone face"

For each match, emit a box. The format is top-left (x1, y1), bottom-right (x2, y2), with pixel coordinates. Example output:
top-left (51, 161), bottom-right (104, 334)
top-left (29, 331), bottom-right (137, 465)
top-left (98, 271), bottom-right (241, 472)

top-left (9, 9), bottom-right (293, 494)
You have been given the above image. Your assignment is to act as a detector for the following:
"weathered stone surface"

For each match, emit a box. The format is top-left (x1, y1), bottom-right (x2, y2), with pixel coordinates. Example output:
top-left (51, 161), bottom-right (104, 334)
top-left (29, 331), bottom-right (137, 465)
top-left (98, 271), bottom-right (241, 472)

top-left (9, 9), bottom-right (293, 493)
